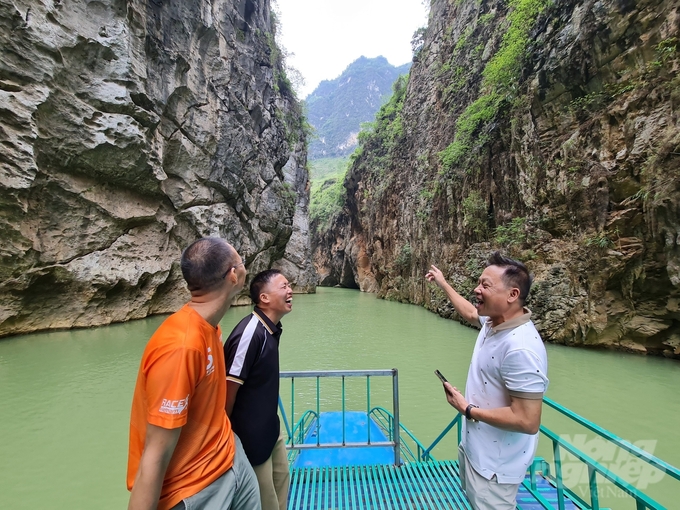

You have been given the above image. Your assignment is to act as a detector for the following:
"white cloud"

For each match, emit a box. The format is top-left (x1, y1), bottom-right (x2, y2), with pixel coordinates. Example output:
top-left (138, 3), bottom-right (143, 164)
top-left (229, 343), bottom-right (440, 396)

top-left (274, 0), bottom-right (428, 98)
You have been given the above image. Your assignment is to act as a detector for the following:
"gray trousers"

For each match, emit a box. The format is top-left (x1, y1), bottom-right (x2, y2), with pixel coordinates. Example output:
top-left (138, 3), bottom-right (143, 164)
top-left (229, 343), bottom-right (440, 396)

top-left (172, 435), bottom-right (261, 510)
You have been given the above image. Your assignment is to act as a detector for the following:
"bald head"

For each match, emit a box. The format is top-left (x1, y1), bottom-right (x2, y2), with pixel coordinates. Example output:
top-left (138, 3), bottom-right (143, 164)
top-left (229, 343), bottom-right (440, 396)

top-left (180, 238), bottom-right (239, 293)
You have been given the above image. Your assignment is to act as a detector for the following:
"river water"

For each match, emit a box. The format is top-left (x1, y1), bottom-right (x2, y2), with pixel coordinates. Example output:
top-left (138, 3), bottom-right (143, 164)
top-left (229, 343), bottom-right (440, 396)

top-left (1, 287), bottom-right (678, 509)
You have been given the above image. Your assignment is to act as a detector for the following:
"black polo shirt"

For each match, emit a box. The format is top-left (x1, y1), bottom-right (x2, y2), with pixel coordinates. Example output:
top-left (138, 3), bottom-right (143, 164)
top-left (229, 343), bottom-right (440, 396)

top-left (224, 307), bottom-right (282, 466)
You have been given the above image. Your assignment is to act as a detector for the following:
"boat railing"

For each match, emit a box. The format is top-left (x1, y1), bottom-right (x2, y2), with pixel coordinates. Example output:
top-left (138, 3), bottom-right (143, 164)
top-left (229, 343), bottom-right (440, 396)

top-left (278, 369), bottom-right (402, 465)
top-left (368, 406), bottom-right (430, 463)
top-left (527, 397), bottom-right (680, 510)
top-left (421, 413), bottom-right (463, 461)
top-left (290, 410), bottom-right (318, 447)
top-left (422, 396), bottom-right (680, 510)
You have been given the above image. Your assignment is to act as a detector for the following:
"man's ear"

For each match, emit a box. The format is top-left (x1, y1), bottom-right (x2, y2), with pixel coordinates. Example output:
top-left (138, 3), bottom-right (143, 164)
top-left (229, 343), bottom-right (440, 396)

top-left (228, 268), bottom-right (238, 285)
top-left (259, 292), bottom-right (270, 305)
top-left (507, 287), bottom-right (520, 303)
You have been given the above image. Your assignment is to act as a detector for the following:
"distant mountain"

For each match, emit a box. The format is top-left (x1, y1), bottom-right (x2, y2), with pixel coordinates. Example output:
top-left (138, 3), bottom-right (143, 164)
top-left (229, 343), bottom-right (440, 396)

top-left (305, 56), bottom-right (411, 160)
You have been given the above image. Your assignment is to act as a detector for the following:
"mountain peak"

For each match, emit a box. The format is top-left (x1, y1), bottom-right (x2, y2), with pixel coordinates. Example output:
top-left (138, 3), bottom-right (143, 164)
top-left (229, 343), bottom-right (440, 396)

top-left (306, 56), bottom-right (411, 160)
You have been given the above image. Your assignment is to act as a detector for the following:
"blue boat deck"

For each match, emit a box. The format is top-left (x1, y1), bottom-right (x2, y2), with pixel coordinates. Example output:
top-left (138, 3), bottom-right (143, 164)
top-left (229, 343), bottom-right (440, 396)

top-left (517, 476), bottom-right (578, 510)
top-left (293, 412), bottom-right (395, 468)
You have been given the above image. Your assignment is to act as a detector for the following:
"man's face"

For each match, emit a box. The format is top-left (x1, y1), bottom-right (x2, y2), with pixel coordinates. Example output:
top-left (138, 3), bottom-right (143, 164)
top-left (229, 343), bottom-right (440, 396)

top-left (261, 273), bottom-right (293, 318)
top-left (231, 253), bottom-right (247, 294)
top-left (473, 265), bottom-right (514, 318)
top-left (224, 248), bottom-right (247, 299)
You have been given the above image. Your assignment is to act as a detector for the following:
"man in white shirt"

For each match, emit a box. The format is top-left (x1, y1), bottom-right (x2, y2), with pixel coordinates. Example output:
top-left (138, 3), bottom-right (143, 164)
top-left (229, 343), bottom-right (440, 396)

top-left (426, 252), bottom-right (549, 510)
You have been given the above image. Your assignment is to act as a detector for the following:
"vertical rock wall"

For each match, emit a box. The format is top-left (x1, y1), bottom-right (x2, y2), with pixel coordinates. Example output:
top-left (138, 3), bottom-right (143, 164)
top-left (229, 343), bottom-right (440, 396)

top-left (313, 0), bottom-right (680, 357)
top-left (0, 0), bottom-right (315, 337)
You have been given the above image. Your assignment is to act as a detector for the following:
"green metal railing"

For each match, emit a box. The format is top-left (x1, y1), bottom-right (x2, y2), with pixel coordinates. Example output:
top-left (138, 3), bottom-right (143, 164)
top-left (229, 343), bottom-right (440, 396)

top-left (279, 369), bottom-right (402, 465)
top-left (369, 406), bottom-right (430, 463)
top-left (421, 396), bottom-right (680, 510)
top-left (279, 370), bottom-right (679, 509)
top-left (523, 397), bottom-right (680, 510)
top-left (278, 407), bottom-right (319, 465)
top-left (421, 413), bottom-right (463, 461)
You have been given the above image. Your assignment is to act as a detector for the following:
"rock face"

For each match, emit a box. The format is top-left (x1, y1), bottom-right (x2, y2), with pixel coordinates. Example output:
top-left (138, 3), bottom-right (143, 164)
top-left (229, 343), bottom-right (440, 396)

top-left (313, 0), bottom-right (680, 358)
top-left (0, 0), bottom-right (315, 337)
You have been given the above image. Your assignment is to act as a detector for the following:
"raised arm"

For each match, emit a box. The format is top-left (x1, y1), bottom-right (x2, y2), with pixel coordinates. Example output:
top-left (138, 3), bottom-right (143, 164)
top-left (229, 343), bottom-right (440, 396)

top-left (425, 265), bottom-right (480, 327)
top-left (128, 423), bottom-right (181, 510)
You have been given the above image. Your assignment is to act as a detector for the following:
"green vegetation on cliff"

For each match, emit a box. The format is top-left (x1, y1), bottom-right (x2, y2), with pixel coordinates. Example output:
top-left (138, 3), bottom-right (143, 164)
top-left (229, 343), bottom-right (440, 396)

top-left (309, 157), bottom-right (350, 181)
top-left (309, 175), bottom-right (346, 229)
top-left (309, 157), bottom-right (349, 229)
top-left (439, 0), bottom-right (548, 172)
top-left (311, 0), bottom-right (680, 358)
top-left (355, 74), bottom-right (409, 161)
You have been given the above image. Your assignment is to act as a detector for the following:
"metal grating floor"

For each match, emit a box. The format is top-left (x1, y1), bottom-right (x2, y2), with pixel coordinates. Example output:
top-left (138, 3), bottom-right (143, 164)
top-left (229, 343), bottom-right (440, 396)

top-left (517, 477), bottom-right (578, 510)
top-left (288, 460), bottom-right (472, 510)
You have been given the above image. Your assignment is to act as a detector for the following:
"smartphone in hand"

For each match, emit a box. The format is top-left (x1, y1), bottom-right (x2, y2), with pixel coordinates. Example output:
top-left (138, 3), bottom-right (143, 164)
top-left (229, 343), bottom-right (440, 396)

top-left (434, 369), bottom-right (448, 384)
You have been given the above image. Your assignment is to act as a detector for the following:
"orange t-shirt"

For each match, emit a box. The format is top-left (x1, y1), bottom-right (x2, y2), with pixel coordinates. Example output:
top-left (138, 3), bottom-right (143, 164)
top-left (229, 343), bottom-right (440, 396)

top-left (127, 304), bottom-right (235, 510)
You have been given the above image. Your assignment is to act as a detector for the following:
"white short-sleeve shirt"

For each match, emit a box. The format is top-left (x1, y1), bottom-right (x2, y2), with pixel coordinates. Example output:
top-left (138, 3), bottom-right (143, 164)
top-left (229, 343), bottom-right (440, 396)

top-left (461, 311), bottom-right (549, 484)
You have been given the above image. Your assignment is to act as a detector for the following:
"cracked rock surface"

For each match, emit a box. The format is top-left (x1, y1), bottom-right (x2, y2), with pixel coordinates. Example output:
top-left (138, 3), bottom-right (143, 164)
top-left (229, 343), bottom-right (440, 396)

top-left (0, 0), bottom-right (315, 337)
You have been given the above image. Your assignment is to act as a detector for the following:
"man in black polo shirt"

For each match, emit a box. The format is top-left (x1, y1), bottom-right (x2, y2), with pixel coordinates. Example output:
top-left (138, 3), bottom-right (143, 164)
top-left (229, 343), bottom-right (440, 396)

top-left (224, 269), bottom-right (292, 510)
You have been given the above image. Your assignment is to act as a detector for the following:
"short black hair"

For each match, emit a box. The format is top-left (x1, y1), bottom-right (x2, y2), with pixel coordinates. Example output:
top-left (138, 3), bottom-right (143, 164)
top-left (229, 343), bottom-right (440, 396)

top-left (487, 251), bottom-right (533, 305)
top-left (250, 269), bottom-right (282, 304)
top-left (180, 238), bottom-right (236, 292)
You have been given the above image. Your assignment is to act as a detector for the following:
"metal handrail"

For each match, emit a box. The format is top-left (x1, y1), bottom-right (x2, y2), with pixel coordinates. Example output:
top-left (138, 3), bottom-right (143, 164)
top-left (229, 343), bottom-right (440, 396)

top-left (420, 397), bottom-right (677, 510)
top-left (281, 369), bottom-right (399, 377)
top-left (279, 369), bottom-right (402, 465)
top-left (422, 413), bottom-right (462, 461)
top-left (538, 425), bottom-right (663, 510)
top-left (291, 410), bottom-right (318, 445)
top-left (278, 373), bottom-right (678, 509)
top-left (543, 397), bottom-right (680, 482)
top-left (369, 406), bottom-right (431, 463)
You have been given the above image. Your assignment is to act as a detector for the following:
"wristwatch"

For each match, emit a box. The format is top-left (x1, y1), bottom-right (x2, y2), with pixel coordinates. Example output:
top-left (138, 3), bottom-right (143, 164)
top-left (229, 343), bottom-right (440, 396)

top-left (465, 403), bottom-right (479, 422)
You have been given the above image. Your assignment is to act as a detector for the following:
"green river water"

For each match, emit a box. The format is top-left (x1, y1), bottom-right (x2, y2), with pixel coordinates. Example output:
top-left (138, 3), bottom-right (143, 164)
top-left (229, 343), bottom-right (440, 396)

top-left (1, 287), bottom-right (679, 509)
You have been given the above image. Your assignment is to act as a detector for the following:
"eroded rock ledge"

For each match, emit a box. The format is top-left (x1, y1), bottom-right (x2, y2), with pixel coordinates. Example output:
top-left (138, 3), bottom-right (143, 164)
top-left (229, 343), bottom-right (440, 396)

top-left (0, 0), bottom-right (315, 337)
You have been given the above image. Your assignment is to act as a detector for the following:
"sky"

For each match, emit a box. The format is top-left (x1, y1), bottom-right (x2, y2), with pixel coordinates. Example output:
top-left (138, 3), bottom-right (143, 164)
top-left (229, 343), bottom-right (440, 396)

top-left (273, 0), bottom-right (429, 98)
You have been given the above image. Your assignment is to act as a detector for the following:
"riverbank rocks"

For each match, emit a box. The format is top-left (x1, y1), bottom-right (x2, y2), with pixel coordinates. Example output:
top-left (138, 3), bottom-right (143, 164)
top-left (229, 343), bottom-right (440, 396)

top-left (0, 0), bottom-right (315, 337)
top-left (312, 0), bottom-right (680, 358)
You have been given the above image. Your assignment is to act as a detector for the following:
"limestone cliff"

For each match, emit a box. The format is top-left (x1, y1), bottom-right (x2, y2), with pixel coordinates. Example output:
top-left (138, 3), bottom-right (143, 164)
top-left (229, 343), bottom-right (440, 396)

top-left (313, 0), bottom-right (680, 357)
top-left (0, 0), bottom-right (315, 337)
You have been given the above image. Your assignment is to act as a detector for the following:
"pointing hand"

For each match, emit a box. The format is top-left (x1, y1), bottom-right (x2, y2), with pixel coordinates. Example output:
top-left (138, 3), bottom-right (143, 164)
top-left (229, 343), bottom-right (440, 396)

top-left (425, 265), bottom-right (446, 288)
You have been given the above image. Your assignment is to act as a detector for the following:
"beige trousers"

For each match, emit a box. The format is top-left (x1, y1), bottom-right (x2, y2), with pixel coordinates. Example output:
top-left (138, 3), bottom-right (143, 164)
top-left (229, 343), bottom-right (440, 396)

top-left (252, 434), bottom-right (290, 510)
top-left (458, 444), bottom-right (519, 510)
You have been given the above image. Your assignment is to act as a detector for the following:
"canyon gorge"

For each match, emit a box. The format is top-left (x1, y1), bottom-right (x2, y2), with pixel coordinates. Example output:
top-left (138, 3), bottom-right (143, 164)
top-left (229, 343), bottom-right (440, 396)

top-left (312, 0), bottom-right (680, 358)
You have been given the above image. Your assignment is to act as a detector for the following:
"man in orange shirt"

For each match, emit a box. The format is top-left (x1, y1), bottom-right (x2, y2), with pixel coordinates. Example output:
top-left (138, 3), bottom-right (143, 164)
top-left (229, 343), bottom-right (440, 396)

top-left (127, 237), bottom-right (260, 510)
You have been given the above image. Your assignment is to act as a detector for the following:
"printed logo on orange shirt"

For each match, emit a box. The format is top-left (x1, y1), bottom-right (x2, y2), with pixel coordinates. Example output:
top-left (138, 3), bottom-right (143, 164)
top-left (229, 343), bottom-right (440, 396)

top-left (159, 395), bottom-right (190, 415)
top-left (206, 347), bottom-right (215, 376)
